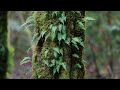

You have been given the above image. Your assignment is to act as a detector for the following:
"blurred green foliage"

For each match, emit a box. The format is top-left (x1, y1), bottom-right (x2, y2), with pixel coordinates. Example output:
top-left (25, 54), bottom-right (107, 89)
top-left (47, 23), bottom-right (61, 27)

top-left (84, 11), bottom-right (120, 78)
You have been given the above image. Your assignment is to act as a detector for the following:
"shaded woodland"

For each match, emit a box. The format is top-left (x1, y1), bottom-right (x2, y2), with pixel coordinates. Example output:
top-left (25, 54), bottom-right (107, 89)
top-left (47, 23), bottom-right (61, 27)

top-left (0, 11), bottom-right (120, 79)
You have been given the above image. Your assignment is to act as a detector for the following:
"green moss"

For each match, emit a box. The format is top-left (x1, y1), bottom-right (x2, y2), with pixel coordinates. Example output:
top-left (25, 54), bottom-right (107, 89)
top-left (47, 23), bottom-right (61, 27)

top-left (32, 11), bottom-right (55, 79)
top-left (6, 42), bottom-right (14, 77)
top-left (32, 11), bottom-right (85, 79)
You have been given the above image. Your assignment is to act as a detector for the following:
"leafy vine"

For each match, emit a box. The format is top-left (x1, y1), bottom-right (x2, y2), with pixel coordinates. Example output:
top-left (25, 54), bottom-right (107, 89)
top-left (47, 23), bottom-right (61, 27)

top-left (20, 11), bottom-right (95, 75)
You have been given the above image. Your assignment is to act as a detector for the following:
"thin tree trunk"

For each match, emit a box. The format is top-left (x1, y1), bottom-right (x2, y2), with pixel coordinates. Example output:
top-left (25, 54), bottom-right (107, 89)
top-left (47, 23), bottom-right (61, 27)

top-left (0, 11), bottom-right (8, 79)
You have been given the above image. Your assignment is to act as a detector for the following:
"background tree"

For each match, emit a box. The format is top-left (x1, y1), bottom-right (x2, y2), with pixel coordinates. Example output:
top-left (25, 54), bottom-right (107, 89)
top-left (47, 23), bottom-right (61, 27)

top-left (0, 11), bottom-right (14, 79)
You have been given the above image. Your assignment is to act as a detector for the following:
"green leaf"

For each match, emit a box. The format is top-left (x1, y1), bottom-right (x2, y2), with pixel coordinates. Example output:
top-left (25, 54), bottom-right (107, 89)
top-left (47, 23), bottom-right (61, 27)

top-left (51, 26), bottom-right (57, 40)
top-left (71, 39), bottom-right (77, 45)
top-left (59, 17), bottom-right (64, 25)
top-left (72, 37), bottom-right (79, 42)
top-left (62, 33), bottom-right (66, 40)
top-left (84, 17), bottom-right (96, 21)
top-left (76, 64), bottom-right (81, 69)
top-left (61, 12), bottom-right (66, 22)
top-left (74, 44), bottom-right (79, 50)
top-left (56, 65), bottom-right (60, 73)
top-left (79, 41), bottom-right (84, 47)
top-left (24, 24), bottom-right (35, 31)
top-left (54, 51), bottom-right (58, 58)
top-left (51, 59), bottom-right (55, 65)
top-left (58, 33), bottom-right (62, 43)
top-left (19, 16), bottom-right (34, 30)
top-left (26, 16), bottom-right (34, 23)
top-left (82, 59), bottom-right (86, 63)
top-left (60, 48), bottom-right (63, 55)
top-left (58, 24), bottom-right (62, 32)
top-left (44, 33), bottom-right (50, 42)
top-left (20, 57), bottom-right (31, 65)
top-left (34, 35), bottom-right (41, 45)
top-left (62, 25), bottom-right (66, 33)
top-left (27, 45), bottom-right (34, 53)
top-left (53, 68), bottom-right (57, 75)
top-left (53, 47), bottom-right (60, 54)
top-left (32, 33), bottom-right (39, 42)
top-left (65, 38), bottom-right (70, 45)
top-left (43, 60), bottom-right (49, 66)
top-left (52, 26), bottom-right (57, 31)
top-left (72, 37), bottom-right (84, 47)
top-left (41, 31), bottom-right (47, 37)
top-left (78, 21), bottom-right (86, 30)
top-left (45, 49), bottom-right (49, 58)
top-left (52, 11), bottom-right (58, 17)
top-left (75, 11), bottom-right (80, 14)
top-left (49, 24), bottom-right (53, 30)
top-left (61, 63), bottom-right (67, 70)
top-left (72, 54), bottom-right (80, 58)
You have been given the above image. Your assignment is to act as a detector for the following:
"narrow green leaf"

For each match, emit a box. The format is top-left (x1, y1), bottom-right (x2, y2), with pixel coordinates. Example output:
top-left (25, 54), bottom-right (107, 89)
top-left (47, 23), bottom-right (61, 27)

top-left (20, 57), bottom-right (31, 65)
top-left (20, 60), bottom-right (31, 65)
top-left (53, 68), bottom-right (57, 75)
top-left (82, 59), bottom-right (86, 63)
top-left (27, 45), bottom-right (34, 53)
top-left (58, 24), bottom-right (62, 32)
top-left (41, 31), bottom-right (47, 37)
top-left (72, 37), bottom-right (84, 47)
top-left (56, 65), bottom-right (60, 73)
top-left (49, 24), bottom-right (53, 30)
top-left (44, 33), bottom-right (50, 42)
top-left (74, 44), bottom-right (79, 50)
top-left (59, 17), bottom-right (64, 25)
top-left (43, 60), bottom-right (49, 66)
top-left (58, 33), bottom-right (62, 42)
top-left (61, 12), bottom-right (66, 22)
top-left (76, 64), bottom-right (81, 69)
top-left (60, 48), bottom-right (63, 55)
top-left (53, 47), bottom-right (60, 54)
top-left (54, 51), bottom-right (58, 58)
top-left (24, 24), bottom-right (35, 31)
top-left (84, 17), bottom-right (96, 21)
top-left (51, 59), bottom-right (55, 65)
top-left (34, 35), bottom-right (41, 45)
top-left (71, 39), bottom-right (77, 45)
top-left (51, 26), bottom-right (57, 40)
top-left (32, 33), bottom-right (39, 42)
top-left (65, 38), bottom-right (70, 45)
top-left (19, 16), bottom-right (34, 30)
top-left (62, 33), bottom-right (66, 40)
top-left (72, 54), bottom-right (80, 58)
top-left (78, 21), bottom-right (86, 30)
top-left (61, 63), bottom-right (67, 70)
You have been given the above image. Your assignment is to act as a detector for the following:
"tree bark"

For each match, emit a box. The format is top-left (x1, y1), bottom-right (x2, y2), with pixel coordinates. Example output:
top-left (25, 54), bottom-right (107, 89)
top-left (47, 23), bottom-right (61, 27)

top-left (32, 11), bottom-right (85, 79)
top-left (0, 11), bottom-right (14, 79)
top-left (0, 11), bottom-right (8, 79)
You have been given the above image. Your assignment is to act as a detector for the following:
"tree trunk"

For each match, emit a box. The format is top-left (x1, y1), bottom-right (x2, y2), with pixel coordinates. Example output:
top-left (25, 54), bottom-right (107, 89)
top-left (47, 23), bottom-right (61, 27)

top-left (32, 11), bottom-right (85, 79)
top-left (0, 11), bottom-right (14, 79)
top-left (0, 11), bottom-right (8, 79)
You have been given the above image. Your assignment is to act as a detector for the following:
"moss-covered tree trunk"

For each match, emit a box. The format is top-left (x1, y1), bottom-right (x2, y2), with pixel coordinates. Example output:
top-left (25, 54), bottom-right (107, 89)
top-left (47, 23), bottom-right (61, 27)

top-left (32, 11), bottom-right (85, 79)
top-left (0, 11), bottom-right (8, 79)
top-left (0, 11), bottom-right (13, 79)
